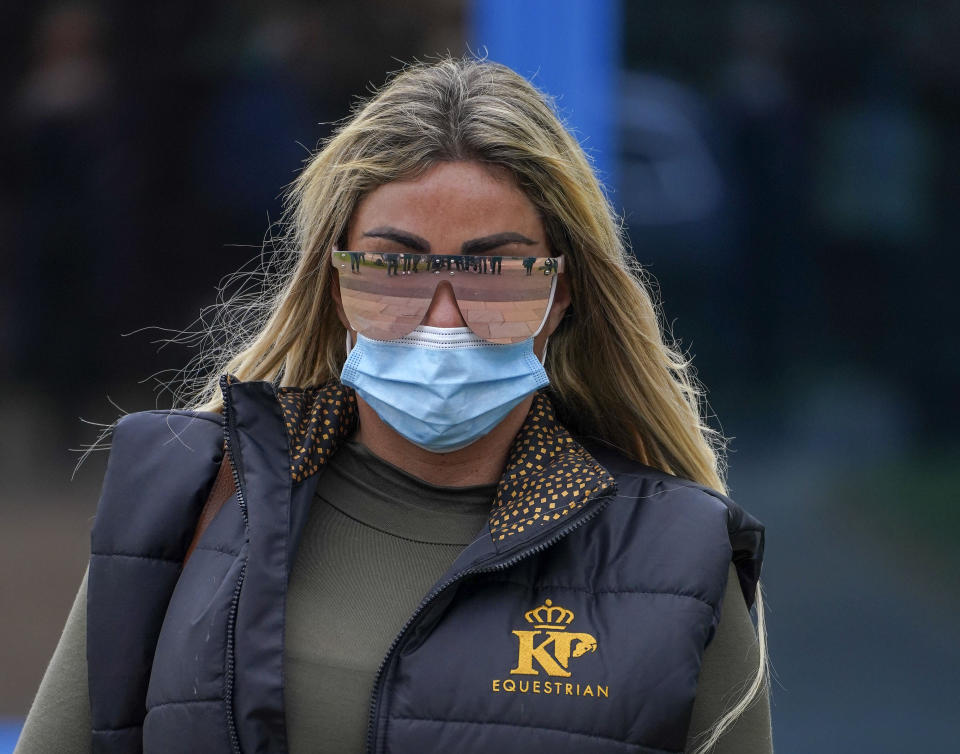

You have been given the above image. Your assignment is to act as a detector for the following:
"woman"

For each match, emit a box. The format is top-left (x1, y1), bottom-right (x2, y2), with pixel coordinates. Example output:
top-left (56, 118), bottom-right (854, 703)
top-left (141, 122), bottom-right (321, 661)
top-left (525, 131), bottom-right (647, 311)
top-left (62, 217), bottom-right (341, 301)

top-left (17, 58), bottom-right (771, 753)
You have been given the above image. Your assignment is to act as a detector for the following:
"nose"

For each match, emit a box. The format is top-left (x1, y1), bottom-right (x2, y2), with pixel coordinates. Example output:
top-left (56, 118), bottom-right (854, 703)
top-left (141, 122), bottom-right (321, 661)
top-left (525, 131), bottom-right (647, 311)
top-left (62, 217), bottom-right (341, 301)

top-left (421, 280), bottom-right (468, 328)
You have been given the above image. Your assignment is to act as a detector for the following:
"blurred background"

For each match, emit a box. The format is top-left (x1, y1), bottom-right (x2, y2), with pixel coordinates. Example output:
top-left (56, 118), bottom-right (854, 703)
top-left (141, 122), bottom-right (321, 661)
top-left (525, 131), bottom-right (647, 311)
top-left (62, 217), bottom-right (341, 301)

top-left (1, 1), bottom-right (957, 751)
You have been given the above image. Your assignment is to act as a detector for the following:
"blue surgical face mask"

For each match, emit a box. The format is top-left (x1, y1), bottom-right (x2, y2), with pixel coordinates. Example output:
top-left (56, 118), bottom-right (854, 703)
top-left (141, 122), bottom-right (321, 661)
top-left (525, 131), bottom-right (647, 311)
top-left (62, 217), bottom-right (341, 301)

top-left (340, 326), bottom-right (549, 453)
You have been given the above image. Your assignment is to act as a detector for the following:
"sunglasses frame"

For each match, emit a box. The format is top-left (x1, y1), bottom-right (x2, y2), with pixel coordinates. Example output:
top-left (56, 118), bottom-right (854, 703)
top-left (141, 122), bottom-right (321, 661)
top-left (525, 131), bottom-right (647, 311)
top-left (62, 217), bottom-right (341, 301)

top-left (331, 250), bottom-right (565, 343)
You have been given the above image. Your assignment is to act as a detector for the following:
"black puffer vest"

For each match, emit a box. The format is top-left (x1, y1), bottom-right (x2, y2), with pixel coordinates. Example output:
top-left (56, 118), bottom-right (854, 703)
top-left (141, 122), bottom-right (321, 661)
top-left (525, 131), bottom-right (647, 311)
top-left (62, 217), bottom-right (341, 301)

top-left (88, 377), bottom-right (764, 754)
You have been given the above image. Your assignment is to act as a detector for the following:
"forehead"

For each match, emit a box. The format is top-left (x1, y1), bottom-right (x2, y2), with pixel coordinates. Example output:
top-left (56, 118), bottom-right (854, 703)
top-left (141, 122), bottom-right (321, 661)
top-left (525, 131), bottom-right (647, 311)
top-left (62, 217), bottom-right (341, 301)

top-left (347, 161), bottom-right (545, 246)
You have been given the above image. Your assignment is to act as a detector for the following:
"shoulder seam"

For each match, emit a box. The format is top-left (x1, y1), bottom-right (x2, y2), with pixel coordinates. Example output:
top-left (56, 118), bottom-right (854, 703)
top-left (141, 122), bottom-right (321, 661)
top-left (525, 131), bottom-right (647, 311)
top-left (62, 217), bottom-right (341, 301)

top-left (146, 698), bottom-right (223, 711)
top-left (92, 724), bottom-right (142, 733)
top-left (91, 552), bottom-right (182, 564)
top-left (124, 410), bottom-right (223, 426)
top-left (486, 578), bottom-right (717, 609)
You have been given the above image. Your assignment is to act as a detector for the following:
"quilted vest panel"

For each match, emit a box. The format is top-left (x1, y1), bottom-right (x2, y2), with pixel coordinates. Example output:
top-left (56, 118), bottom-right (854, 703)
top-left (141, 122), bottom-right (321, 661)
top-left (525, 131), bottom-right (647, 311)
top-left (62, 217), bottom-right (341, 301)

top-left (88, 410), bottom-right (224, 753)
top-left (368, 466), bottom-right (750, 753)
top-left (87, 381), bottom-right (764, 754)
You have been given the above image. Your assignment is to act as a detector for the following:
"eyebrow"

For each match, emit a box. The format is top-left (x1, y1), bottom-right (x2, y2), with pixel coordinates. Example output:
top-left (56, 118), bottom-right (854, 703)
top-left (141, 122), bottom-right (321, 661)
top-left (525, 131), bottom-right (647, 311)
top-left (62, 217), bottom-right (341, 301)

top-left (362, 227), bottom-right (431, 252)
top-left (461, 232), bottom-right (538, 255)
top-left (361, 227), bottom-right (539, 255)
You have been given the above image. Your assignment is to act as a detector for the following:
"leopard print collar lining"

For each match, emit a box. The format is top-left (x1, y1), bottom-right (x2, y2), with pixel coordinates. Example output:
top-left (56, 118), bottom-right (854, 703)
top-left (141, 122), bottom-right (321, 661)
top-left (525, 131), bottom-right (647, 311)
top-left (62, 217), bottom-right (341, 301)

top-left (275, 382), bottom-right (615, 543)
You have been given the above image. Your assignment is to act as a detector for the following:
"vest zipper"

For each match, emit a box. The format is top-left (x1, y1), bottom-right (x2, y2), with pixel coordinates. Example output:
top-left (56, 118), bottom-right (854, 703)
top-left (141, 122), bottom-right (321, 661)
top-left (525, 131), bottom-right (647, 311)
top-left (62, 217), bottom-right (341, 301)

top-left (219, 375), bottom-right (249, 754)
top-left (224, 562), bottom-right (246, 754)
top-left (364, 487), bottom-right (616, 754)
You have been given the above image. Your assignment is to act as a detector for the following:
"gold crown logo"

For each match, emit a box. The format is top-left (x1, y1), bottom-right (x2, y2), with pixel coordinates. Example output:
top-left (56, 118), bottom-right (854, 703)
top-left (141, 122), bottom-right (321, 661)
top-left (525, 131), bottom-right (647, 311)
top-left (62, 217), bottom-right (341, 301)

top-left (523, 599), bottom-right (574, 631)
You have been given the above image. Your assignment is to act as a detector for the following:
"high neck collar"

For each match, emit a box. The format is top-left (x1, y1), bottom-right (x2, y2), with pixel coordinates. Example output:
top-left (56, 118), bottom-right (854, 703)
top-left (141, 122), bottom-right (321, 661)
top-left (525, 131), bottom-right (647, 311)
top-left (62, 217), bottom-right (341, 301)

top-left (222, 376), bottom-right (616, 553)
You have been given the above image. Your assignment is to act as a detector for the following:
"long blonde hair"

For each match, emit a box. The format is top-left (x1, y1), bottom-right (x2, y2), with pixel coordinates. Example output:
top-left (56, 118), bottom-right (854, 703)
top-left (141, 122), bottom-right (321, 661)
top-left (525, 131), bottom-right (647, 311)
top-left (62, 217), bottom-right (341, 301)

top-left (181, 57), bottom-right (768, 750)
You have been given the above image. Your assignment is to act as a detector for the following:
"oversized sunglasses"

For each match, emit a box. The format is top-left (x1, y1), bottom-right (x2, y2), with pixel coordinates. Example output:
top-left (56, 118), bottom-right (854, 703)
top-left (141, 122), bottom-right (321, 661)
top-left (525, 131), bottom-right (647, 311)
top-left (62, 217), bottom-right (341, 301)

top-left (332, 252), bottom-right (565, 343)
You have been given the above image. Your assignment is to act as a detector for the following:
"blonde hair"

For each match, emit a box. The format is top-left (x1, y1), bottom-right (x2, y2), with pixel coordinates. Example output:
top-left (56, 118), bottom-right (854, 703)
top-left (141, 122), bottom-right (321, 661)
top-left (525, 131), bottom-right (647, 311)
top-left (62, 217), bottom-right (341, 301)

top-left (181, 57), bottom-right (768, 750)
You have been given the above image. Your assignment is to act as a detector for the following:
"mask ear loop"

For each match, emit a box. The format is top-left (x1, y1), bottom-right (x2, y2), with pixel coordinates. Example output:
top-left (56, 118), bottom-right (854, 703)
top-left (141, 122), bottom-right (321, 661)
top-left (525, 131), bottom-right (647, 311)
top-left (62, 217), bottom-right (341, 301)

top-left (529, 257), bottom-right (563, 358)
top-left (334, 244), bottom-right (354, 357)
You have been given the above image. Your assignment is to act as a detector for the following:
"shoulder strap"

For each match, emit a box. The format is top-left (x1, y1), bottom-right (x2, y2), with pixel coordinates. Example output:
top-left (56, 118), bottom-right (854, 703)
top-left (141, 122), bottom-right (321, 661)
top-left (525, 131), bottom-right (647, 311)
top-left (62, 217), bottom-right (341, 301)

top-left (183, 454), bottom-right (236, 566)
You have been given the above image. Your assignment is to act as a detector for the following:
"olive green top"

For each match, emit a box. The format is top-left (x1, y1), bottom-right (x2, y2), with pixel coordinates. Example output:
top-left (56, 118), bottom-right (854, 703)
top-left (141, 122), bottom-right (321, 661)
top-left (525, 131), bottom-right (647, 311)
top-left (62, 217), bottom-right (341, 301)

top-left (15, 441), bottom-right (772, 753)
top-left (285, 440), bottom-right (495, 751)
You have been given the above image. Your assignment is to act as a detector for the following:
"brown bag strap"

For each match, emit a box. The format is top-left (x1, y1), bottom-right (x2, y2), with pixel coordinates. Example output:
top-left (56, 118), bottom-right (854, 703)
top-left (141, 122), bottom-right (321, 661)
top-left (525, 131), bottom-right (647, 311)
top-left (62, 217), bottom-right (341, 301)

top-left (183, 454), bottom-right (236, 567)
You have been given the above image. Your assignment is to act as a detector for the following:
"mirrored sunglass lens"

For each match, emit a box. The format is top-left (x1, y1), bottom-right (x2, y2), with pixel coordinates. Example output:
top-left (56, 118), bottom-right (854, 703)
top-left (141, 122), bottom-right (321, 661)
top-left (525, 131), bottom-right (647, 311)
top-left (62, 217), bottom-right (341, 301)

top-left (453, 257), bottom-right (558, 343)
top-left (334, 253), bottom-right (558, 342)
top-left (334, 253), bottom-right (430, 340)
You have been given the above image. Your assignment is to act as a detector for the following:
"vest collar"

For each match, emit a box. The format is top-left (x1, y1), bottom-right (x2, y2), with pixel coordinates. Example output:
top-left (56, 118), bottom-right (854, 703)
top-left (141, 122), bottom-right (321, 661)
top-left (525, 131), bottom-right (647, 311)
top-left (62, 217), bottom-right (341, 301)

top-left (224, 377), bottom-right (616, 553)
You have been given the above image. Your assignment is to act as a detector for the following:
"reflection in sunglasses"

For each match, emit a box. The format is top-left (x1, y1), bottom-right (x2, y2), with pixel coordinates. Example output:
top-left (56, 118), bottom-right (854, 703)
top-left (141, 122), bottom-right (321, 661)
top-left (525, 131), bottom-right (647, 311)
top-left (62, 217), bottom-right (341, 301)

top-left (333, 253), bottom-right (563, 343)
